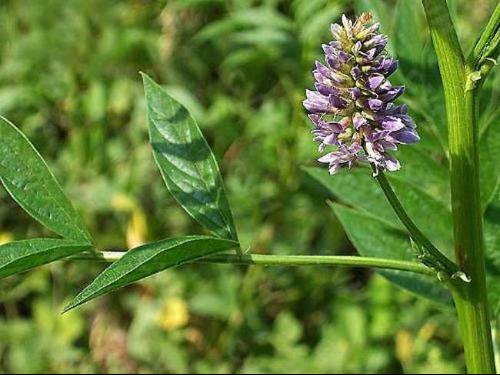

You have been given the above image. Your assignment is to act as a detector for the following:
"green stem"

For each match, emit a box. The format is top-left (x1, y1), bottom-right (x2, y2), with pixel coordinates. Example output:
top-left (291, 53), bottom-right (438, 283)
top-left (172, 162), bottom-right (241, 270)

top-left (422, 0), bottom-right (495, 373)
top-left (70, 251), bottom-right (434, 276)
top-left (374, 170), bottom-right (459, 275)
top-left (468, 1), bottom-right (500, 74)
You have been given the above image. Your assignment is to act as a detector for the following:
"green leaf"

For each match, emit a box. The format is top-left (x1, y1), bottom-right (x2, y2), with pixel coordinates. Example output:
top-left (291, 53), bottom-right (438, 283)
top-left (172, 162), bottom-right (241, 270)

top-left (0, 116), bottom-right (92, 243)
top-left (141, 73), bottom-right (238, 240)
top-left (480, 119), bottom-right (500, 209)
top-left (64, 236), bottom-right (238, 312)
top-left (484, 188), bottom-right (500, 314)
top-left (0, 238), bottom-right (92, 278)
top-left (304, 167), bottom-right (454, 254)
top-left (195, 8), bottom-right (292, 42)
top-left (330, 203), bottom-right (451, 305)
top-left (297, 2), bottom-right (344, 45)
top-left (394, 0), bottom-right (424, 76)
top-left (395, 147), bottom-right (450, 204)
top-left (479, 99), bottom-right (500, 315)
top-left (478, 69), bottom-right (500, 314)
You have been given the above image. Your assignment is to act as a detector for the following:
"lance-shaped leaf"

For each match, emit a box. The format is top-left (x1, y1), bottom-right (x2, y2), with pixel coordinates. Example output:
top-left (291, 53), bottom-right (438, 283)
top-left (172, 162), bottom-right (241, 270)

top-left (64, 236), bottom-right (238, 312)
top-left (0, 116), bottom-right (92, 243)
top-left (142, 74), bottom-right (237, 241)
top-left (0, 238), bottom-right (92, 278)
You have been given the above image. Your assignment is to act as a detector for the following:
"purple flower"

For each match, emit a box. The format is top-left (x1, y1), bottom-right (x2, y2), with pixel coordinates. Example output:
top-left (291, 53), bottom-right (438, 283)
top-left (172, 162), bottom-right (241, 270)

top-left (303, 13), bottom-right (419, 175)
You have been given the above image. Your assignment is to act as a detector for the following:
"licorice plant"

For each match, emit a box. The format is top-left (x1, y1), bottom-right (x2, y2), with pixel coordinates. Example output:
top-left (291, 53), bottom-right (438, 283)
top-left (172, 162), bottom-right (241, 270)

top-left (0, 1), bottom-right (498, 373)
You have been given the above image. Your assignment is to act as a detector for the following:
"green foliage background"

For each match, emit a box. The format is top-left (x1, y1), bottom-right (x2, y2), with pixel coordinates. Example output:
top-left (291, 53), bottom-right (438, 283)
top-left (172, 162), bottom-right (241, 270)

top-left (0, 0), bottom-right (497, 373)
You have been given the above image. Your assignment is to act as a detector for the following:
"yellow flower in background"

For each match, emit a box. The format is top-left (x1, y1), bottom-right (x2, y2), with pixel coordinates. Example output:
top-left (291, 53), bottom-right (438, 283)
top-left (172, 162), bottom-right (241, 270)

top-left (156, 297), bottom-right (189, 331)
top-left (395, 329), bottom-right (413, 367)
top-left (111, 193), bottom-right (135, 212)
top-left (0, 232), bottom-right (13, 245)
top-left (111, 193), bottom-right (148, 248)
top-left (126, 210), bottom-right (148, 249)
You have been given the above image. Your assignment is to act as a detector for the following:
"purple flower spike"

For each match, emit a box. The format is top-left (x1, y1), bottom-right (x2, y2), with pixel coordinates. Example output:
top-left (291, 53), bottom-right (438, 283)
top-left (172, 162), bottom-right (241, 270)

top-left (304, 12), bottom-right (419, 175)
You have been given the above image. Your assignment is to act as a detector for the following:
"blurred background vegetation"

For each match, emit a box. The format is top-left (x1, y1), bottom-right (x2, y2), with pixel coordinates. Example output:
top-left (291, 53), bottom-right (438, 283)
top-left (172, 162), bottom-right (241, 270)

top-left (0, 0), bottom-right (497, 373)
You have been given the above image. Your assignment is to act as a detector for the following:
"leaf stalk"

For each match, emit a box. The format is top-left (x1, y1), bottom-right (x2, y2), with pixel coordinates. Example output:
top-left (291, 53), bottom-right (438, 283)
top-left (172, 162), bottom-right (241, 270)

top-left (70, 251), bottom-right (435, 276)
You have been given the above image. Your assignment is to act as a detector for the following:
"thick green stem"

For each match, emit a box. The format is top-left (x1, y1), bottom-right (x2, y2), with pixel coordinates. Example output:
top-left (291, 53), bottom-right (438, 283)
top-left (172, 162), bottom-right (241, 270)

top-left (71, 251), bottom-right (434, 276)
top-left (422, 0), bottom-right (495, 373)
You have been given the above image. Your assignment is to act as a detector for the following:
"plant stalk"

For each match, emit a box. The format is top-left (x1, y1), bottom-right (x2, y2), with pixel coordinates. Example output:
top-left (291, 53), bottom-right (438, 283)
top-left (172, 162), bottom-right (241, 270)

top-left (70, 251), bottom-right (435, 276)
top-left (374, 170), bottom-right (459, 275)
top-left (422, 0), bottom-right (495, 372)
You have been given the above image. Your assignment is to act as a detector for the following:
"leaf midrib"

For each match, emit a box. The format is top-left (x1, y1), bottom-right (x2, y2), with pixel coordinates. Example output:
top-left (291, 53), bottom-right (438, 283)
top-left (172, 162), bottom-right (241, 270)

top-left (148, 101), bottom-right (233, 236)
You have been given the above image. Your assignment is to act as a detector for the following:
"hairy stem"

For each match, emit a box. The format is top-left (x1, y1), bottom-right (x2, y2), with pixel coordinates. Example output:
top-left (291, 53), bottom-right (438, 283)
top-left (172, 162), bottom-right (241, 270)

top-left (70, 251), bottom-right (435, 276)
top-left (422, 0), bottom-right (495, 372)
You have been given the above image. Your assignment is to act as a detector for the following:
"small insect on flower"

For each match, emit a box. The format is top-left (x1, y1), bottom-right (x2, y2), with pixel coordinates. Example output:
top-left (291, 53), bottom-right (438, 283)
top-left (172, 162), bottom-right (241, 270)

top-left (303, 12), bottom-right (419, 175)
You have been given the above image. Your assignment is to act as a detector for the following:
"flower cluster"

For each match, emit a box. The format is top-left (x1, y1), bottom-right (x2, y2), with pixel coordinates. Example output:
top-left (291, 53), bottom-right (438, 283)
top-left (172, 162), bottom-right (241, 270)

top-left (303, 13), bottom-right (419, 175)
